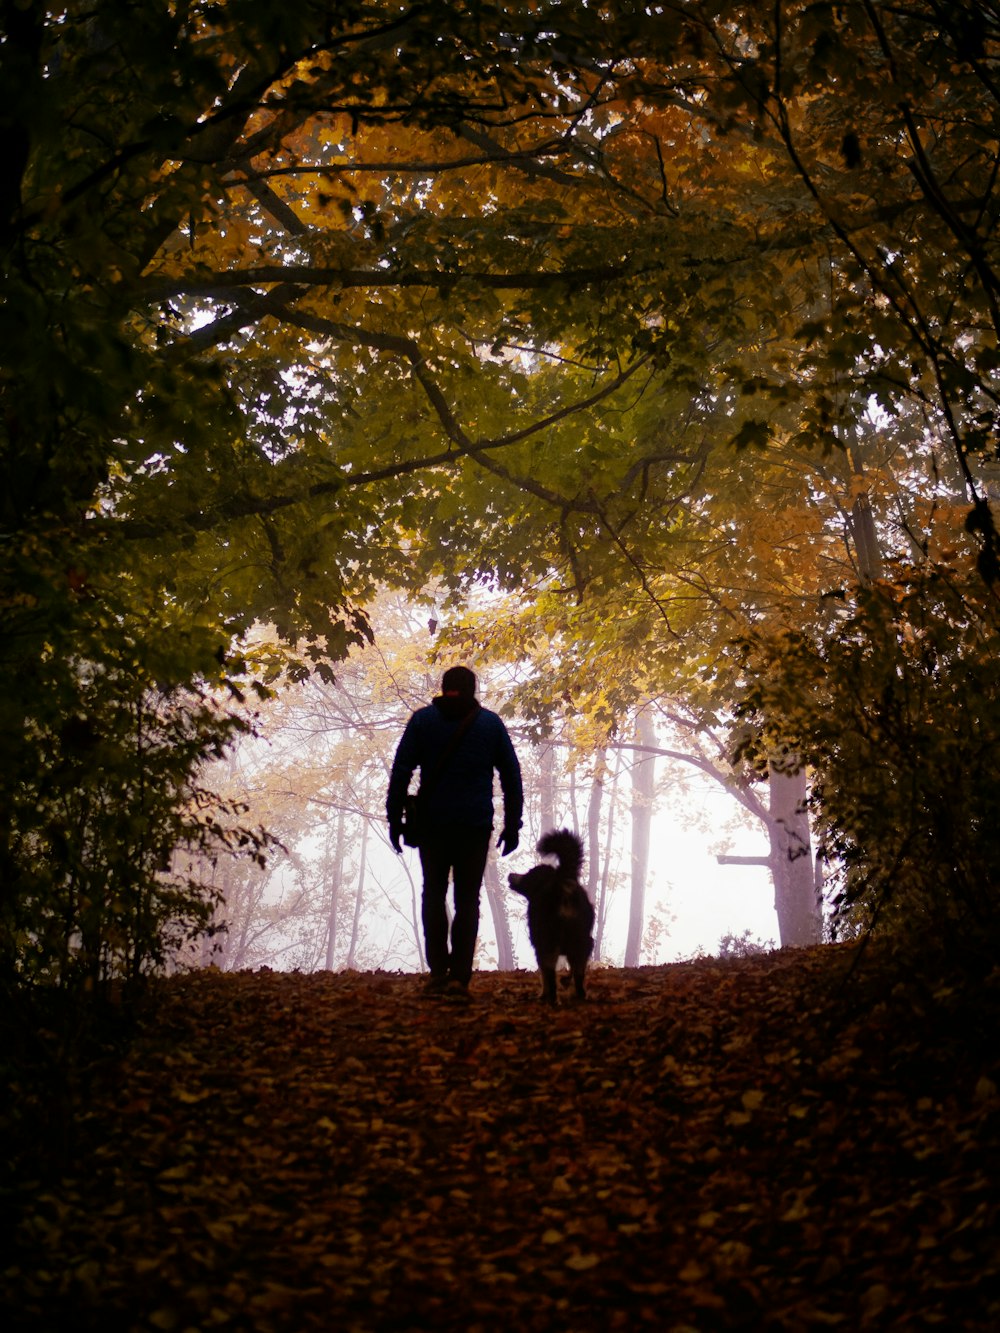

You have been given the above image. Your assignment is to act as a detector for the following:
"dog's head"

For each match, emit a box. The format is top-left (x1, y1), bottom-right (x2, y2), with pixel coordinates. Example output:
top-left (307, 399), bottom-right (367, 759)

top-left (507, 864), bottom-right (556, 900)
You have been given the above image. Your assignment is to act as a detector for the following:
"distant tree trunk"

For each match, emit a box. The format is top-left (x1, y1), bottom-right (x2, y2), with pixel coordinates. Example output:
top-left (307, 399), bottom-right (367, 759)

top-left (814, 849), bottom-right (826, 931)
top-left (200, 860), bottom-right (229, 967)
top-left (346, 818), bottom-right (368, 968)
top-left (842, 432), bottom-right (885, 585)
top-left (568, 760), bottom-right (582, 838)
top-left (587, 746), bottom-right (608, 957)
top-left (596, 747), bottom-right (624, 957)
top-left (483, 856), bottom-right (515, 970)
top-left (231, 865), bottom-right (254, 969)
top-left (763, 426), bottom-right (878, 950)
top-left (323, 806), bottom-right (346, 971)
top-left (538, 739), bottom-right (555, 839)
top-left (585, 748), bottom-right (605, 901)
top-left (768, 766), bottom-right (821, 947)
top-left (848, 491), bottom-right (884, 583)
top-left (625, 710), bottom-right (656, 966)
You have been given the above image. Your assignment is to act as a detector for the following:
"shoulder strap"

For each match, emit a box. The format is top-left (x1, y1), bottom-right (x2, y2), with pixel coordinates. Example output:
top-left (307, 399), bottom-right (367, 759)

top-left (423, 705), bottom-right (479, 790)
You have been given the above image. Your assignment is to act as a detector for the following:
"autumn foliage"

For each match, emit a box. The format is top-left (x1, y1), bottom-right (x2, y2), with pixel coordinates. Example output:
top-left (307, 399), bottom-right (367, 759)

top-left (3, 0), bottom-right (1000, 996)
top-left (5, 946), bottom-right (999, 1330)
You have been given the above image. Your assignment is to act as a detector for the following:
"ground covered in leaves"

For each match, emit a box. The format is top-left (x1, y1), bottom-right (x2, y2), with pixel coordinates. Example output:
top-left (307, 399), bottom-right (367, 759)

top-left (4, 944), bottom-right (1000, 1331)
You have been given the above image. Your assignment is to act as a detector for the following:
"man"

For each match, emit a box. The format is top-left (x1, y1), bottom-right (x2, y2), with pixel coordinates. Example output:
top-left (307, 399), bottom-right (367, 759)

top-left (386, 666), bottom-right (523, 997)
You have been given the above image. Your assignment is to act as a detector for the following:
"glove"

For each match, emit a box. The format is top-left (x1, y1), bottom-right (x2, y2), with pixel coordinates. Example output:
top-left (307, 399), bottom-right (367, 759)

top-left (496, 827), bottom-right (519, 857)
top-left (389, 823), bottom-right (403, 854)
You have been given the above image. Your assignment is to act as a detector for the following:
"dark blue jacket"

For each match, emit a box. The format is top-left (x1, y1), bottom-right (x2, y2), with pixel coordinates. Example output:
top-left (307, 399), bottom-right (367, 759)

top-left (386, 696), bottom-right (523, 835)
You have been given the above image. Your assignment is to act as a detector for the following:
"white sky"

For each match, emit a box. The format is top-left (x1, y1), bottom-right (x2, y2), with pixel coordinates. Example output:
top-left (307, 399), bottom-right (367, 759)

top-left (372, 775), bottom-right (779, 971)
top-left (231, 681), bottom-right (784, 971)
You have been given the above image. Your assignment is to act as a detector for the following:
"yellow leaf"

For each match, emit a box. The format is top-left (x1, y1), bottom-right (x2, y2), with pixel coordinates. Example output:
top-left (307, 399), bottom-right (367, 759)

top-left (678, 1260), bottom-right (707, 1283)
top-left (861, 1284), bottom-right (891, 1317)
top-left (781, 1194), bottom-right (810, 1222)
top-left (565, 1253), bottom-right (600, 1271)
top-left (157, 1164), bottom-right (191, 1181)
top-left (205, 1220), bottom-right (235, 1242)
top-left (175, 1087), bottom-right (208, 1104)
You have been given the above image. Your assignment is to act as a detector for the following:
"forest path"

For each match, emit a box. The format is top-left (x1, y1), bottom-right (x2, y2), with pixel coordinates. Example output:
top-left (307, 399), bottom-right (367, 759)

top-left (5, 946), bottom-right (999, 1330)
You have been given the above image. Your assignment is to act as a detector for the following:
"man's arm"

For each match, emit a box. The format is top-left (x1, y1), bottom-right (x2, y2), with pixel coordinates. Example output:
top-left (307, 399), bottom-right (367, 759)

top-left (386, 715), bottom-right (421, 849)
top-left (494, 720), bottom-right (523, 856)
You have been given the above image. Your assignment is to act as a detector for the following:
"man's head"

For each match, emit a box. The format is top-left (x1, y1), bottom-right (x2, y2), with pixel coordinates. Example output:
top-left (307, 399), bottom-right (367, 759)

top-left (441, 665), bottom-right (477, 698)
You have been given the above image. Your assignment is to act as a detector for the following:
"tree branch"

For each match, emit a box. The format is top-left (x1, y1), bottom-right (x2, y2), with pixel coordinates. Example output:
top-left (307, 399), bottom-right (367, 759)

top-left (100, 340), bottom-right (654, 537)
top-left (145, 260), bottom-right (632, 301)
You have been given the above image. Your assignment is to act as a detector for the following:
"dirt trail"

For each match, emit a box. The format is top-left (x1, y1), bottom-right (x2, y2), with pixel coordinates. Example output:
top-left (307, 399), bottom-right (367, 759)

top-left (4, 946), bottom-right (999, 1330)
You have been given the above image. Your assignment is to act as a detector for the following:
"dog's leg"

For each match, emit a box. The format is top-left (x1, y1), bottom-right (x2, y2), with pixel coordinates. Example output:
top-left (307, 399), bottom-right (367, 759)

top-left (571, 964), bottom-right (587, 1000)
top-left (540, 965), bottom-right (558, 1005)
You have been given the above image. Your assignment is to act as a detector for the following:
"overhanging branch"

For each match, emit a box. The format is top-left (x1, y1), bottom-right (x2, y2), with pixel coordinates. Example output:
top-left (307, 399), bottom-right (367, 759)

top-left (100, 332), bottom-right (654, 537)
top-left (145, 260), bottom-right (632, 301)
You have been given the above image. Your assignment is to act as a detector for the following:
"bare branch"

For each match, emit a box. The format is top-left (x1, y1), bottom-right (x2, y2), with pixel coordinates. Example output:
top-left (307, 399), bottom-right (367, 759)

top-left (145, 260), bottom-right (632, 301)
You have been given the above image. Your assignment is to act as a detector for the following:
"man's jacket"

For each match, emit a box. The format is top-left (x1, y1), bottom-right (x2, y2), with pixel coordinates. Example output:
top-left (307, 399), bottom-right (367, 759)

top-left (386, 695), bottom-right (523, 836)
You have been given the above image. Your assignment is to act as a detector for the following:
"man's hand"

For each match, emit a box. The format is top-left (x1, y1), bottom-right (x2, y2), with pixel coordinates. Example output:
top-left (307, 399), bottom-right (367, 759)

top-left (496, 827), bottom-right (519, 857)
top-left (389, 824), bottom-right (403, 854)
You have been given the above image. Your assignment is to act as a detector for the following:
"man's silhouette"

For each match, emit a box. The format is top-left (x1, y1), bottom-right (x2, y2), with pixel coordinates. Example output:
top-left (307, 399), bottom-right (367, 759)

top-left (387, 666), bottom-right (523, 996)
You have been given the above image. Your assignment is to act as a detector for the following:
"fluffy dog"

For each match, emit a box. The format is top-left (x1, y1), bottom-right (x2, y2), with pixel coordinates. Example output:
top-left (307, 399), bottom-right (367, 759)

top-left (508, 829), bottom-right (595, 1004)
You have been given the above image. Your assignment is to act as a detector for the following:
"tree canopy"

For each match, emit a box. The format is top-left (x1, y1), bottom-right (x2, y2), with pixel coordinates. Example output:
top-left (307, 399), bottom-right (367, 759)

top-left (4, 1), bottom-right (1000, 987)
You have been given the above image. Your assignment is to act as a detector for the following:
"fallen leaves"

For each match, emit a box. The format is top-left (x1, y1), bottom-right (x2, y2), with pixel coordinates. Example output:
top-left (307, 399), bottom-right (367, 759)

top-left (3, 947), bottom-right (1000, 1330)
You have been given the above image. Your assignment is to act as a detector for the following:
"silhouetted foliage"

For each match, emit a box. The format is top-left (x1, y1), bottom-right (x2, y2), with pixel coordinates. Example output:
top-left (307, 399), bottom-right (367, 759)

top-left (733, 565), bottom-right (1000, 955)
top-left (5, 1), bottom-right (1000, 997)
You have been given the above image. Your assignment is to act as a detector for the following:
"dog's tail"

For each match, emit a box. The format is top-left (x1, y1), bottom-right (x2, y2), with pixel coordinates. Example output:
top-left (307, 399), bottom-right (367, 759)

top-left (537, 828), bottom-right (584, 879)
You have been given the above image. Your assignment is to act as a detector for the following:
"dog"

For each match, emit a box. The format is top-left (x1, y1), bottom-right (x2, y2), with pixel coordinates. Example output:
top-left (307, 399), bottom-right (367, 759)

top-left (508, 829), bottom-right (595, 1004)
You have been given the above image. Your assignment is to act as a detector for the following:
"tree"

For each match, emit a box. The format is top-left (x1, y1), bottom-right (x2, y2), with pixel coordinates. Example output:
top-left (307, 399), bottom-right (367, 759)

top-left (1, 1), bottom-right (666, 988)
top-left (626, 709), bottom-right (656, 966)
top-left (6, 1), bottom-right (1000, 985)
top-left (435, 391), bottom-right (895, 948)
top-left (729, 561), bottom-right (1000, 951)
top-left (205, 602), bottom-right (441, 971)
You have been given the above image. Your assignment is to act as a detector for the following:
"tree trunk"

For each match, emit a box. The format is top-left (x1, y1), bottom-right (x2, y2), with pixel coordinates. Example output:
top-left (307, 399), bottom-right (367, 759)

top-left (842, 432), bottom-right (885, 584)
top-left (593, 744), bottom-right (625, 959)
top-left (230, 864), bottom-right (254, 970)
top-left (768, 765), bottom-right (821, 947)
top-left (346, 818), bottom-right (368, 969)
top-left (625, 710), bottom-right (656, 966)
top-left (538, 739), bottom-right (555, 839)
top-left (848, 492), bottom-right (884, 583)
top-left (323, 806), bottom-right (346, 971)
top-left (585, 748), bottom-right (605, 902)
top-left (483, 855), bottom-right (515, 970)
top-left (587, 746), bottom-right (608, 957)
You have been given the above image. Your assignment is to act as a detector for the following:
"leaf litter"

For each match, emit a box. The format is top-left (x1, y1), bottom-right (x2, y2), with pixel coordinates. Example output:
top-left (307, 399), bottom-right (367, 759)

top-left (4, 944), bottom-right (999, 1330)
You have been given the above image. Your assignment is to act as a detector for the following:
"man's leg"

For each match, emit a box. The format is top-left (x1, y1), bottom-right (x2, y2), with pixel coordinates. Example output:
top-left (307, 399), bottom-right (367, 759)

top-left (448, 829), bottom-right (491, 987)
top-left (419, 836), bottom-right (453, 979)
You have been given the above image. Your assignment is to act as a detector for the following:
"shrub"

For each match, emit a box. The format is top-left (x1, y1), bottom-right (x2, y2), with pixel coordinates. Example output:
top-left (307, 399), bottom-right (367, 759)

top-left (1, 614), bottom-right (274, 1001)
top-left (732, 562), bottom-right (1000, 955)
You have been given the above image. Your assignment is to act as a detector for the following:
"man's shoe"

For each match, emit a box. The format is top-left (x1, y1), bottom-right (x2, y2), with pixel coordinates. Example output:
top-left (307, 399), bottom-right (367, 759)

top-left (423, 973), bottom-right (449, 995)
top-left (444, 978), bottom-right (471, 1001)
